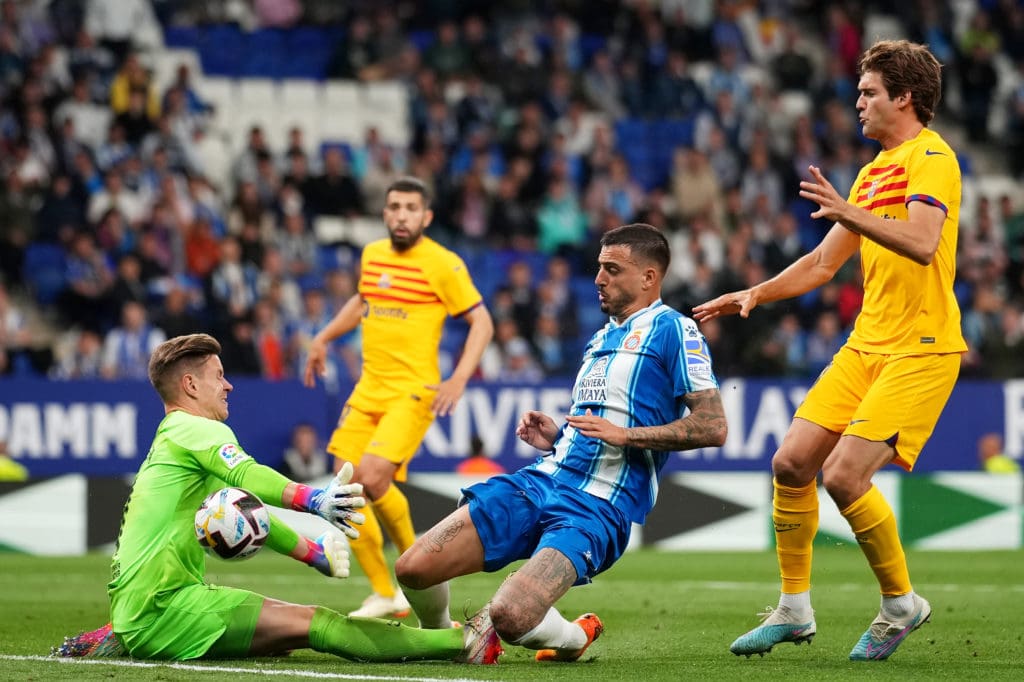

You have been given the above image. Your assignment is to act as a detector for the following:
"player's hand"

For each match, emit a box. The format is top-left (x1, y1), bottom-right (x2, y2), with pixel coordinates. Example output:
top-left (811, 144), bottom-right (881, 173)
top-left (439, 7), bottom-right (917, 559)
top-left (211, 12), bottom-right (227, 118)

top-left (692, 288), bottom-right (757, 322)
top-left (311, 533), bottom-right (351, 579)
top-left (426, 377), bottom-right (466, 417)
top-left (309, 462), bottom-right (366, 538)
top-left (799, 165), bottom-right (848, 222)
top-left (303, 338), bottom-right (328, 387)
top-left (565, 409), bottom-right (629, 446)
top-left (516, 410), bottom-right (559, 451)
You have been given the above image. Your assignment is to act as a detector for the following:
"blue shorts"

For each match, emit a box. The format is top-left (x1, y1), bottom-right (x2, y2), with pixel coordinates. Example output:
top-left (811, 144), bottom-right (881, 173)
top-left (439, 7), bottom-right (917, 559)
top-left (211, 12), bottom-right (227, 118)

top-left (460, 468), bottom-right (631, 586)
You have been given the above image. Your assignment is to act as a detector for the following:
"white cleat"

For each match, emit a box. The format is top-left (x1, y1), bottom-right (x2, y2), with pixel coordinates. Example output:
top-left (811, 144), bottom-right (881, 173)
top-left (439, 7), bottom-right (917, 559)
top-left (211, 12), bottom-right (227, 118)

top-left (348, 592), bottom-right (412, 619)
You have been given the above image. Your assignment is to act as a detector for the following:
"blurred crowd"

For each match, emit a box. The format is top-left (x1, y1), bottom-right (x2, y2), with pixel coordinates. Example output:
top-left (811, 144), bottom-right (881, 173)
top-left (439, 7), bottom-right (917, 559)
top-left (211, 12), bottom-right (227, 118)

top-left (2, 0), bottom-right (1024, 385)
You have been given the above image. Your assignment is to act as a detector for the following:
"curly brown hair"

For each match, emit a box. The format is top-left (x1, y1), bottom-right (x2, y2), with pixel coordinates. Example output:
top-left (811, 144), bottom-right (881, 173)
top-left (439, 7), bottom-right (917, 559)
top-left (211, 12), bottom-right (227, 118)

top-left (858, 40), bottom-right (942, 125)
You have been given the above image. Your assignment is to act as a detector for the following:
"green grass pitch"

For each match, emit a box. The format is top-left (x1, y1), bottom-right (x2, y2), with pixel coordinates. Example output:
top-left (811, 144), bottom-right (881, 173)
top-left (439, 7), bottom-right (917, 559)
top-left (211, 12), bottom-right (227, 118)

top-left (1, 548), bottom-right (1021, 681)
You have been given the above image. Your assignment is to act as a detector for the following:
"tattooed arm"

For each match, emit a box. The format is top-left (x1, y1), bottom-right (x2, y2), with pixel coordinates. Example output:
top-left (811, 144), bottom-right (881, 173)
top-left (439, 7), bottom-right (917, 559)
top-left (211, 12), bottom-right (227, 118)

top-left (564, 388), bottom-right (727, 451)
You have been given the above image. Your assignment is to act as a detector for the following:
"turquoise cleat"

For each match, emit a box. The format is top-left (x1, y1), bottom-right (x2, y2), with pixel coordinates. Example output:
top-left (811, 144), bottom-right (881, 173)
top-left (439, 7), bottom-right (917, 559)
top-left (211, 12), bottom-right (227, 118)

top-left (849, 594), bottom-right (931, 661)
top-left (730, 605), bottom-right (816, 657)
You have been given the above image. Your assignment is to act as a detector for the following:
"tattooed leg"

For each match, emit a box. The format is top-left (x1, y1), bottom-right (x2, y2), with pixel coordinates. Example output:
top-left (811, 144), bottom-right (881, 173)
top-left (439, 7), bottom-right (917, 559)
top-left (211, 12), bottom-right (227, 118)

top-left (489, 548), bottom-right (578, 641)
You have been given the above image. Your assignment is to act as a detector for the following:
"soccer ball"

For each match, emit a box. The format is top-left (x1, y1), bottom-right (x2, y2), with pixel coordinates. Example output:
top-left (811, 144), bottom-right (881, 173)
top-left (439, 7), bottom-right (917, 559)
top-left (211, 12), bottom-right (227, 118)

top-left (194, 487), bottom-right (270, 560)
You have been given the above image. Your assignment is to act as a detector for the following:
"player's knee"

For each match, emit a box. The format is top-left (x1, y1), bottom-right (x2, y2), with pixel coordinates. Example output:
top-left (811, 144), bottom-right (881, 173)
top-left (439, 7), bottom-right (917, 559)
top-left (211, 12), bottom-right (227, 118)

top-left (488, 595), bottom-right (534, 643)
top-left (772, 450), bottom-right (815, 486)
top-left (394, 551), bottom-right (430, 590)
top-left (821, 467), bottom-right (861, 507)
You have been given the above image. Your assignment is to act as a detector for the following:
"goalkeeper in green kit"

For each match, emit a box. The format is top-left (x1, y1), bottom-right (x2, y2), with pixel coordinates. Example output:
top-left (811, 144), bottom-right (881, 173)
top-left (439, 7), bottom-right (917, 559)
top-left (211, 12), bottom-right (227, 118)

top-left (55, 333), bottom-right (501, 664)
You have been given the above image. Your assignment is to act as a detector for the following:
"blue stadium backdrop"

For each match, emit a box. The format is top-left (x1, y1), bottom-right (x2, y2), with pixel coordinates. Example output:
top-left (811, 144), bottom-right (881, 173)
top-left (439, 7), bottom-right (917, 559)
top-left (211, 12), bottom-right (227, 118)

top-left (1, 377), bottom-right (1020, 476)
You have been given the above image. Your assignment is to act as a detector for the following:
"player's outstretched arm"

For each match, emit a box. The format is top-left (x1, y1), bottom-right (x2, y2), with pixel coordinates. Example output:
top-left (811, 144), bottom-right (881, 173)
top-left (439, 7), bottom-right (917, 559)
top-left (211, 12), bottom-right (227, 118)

top-left (265, 513), bottom-right (351, 578)
top-left (693, 224), bottom-right (858, 323)
top-left (285, 461), bottom-right (367, 538)
top-left (566, 389), bottom-right (728, 451)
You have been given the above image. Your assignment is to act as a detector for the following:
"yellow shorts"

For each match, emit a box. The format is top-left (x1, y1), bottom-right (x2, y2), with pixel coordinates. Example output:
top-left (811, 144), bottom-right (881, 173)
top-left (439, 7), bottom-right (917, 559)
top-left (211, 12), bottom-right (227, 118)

top-left (794, 345), bottom-right (961, 471)
top-left (326, 394), bottom-right (435, 482)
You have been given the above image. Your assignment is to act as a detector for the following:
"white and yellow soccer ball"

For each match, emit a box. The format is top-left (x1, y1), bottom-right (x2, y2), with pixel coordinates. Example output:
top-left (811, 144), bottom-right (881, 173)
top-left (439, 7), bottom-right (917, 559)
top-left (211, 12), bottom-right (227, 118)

top-left (194, 487), bottom-right (270, 560)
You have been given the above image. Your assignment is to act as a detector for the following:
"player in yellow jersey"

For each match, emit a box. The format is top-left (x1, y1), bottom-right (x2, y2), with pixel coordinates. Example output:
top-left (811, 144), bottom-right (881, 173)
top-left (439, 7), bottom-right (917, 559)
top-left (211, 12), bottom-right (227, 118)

top-left (304, 176), bottom-right (494, 618)
top-left (694, 40), bottom-right (965, 661)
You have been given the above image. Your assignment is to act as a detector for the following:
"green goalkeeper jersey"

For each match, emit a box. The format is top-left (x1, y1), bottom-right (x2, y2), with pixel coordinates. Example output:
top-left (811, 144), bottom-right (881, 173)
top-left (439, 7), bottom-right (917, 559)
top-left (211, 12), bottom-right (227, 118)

top-left (108, 410), bottom-right (292, 634)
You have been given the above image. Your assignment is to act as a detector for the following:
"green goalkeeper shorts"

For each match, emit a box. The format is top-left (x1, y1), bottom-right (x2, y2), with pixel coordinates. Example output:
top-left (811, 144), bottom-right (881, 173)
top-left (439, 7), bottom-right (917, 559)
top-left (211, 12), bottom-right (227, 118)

top-left (117, 584), bottom-right (264, 660)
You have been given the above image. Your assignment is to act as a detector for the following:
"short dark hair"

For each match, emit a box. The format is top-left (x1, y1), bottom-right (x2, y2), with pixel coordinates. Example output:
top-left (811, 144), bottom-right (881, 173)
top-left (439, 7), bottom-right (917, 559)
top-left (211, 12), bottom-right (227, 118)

top-left (148, 333), bottom-right (221, 403)
top-left (385, 176), bottom-right (432, 205)
top-left (600, 223), bottom-right (671, 274)
top-left (858, 40), bottom-right (942, 125)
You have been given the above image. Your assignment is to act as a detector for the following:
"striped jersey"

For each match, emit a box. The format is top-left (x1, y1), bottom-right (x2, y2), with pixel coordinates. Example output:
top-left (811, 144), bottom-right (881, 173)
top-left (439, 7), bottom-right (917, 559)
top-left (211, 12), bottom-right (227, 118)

top-left (533, 300), bottom-right (719, 523)
top-left (845, 127), bottom-right (967, 354)
top-left (352, 236), bottom-right (483, 410)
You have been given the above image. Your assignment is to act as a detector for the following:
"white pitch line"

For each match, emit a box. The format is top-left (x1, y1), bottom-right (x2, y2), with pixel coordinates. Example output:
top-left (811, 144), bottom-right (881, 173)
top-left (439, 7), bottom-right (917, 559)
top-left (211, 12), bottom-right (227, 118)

top-left (0, 655), bottom-right (489, 682)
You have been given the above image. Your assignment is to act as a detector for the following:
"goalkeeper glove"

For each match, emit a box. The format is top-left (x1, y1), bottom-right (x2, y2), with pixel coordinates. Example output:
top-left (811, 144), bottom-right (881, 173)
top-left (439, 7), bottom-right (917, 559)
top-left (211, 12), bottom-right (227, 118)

top-left (291, 461), bottom-right (366, 538)
top-left (302, 533), bottom-right (351, 578)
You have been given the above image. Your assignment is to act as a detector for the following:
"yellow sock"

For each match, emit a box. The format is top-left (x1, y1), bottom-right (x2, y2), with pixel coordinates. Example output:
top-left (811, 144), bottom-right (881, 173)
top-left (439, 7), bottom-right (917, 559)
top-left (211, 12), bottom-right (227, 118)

top-left (773, 479), bottom-right (819, 593)
top-left (348, 504), bottom-right (395, 598)
top-left (841, 485), bottom-right (911, 596)
top-left (373, 484), bottom-right (416, 554)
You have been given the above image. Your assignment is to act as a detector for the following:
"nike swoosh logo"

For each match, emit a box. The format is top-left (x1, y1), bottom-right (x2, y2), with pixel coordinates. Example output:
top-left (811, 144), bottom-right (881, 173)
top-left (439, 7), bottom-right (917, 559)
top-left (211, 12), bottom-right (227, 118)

top-left (849, 419), bottom-right (869, 425)
top-left (924, 149), bottom-right (946, 156)
top-left (864, 622), bottom-right (915, 658)
top-left (774, 523), bottom-right (801, 533)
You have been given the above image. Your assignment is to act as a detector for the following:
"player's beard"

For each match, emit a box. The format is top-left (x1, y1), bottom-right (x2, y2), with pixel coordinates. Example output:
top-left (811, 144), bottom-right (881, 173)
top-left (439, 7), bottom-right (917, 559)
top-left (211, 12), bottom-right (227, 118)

top-left (598, 290), bottom-right (628, 320)
top-left (389, 223), bottom-right (424, 251)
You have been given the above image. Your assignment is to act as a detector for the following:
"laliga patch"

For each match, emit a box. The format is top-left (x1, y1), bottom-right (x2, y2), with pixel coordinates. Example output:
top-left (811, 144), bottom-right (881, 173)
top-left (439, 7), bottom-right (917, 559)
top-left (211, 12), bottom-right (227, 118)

top-left (218, 443), bottom-right (248, 469)
top-left (684, 337), bottom-right (712, 379)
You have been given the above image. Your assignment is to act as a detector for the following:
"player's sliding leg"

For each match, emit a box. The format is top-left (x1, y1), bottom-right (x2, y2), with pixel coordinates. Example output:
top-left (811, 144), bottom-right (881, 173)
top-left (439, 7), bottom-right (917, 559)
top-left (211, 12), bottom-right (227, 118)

top-left (730, 478), bottom-right (819, 657)
top-left (533, 612), bottom-right (604, 662)
top-left (488, 548), bottom-right (602, 662)
top-left (310, 607), bottom-right (499, 663)
top-left (842, 485), bottom-right (931, 661)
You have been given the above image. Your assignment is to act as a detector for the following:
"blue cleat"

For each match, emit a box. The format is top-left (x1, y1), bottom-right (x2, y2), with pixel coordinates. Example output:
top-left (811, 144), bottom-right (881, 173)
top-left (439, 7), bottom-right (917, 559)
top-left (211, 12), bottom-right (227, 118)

top-left (730, 606), bottom-right (816, 657)
top-left (849, 594), bottom-right (931, 661)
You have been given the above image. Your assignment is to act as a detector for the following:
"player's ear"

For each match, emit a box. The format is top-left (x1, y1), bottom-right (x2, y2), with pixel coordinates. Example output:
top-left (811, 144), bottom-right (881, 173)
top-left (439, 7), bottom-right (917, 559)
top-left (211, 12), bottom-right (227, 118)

top-left (180, 372), bottom-right (197, 398)
top-left (643, 265), bottom-right (657, 289)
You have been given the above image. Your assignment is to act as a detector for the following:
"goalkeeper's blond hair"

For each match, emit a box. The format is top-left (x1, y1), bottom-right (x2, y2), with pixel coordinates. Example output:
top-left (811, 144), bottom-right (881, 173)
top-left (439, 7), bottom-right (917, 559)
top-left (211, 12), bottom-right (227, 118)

top-left (149, 333), bottom-right (222, 403)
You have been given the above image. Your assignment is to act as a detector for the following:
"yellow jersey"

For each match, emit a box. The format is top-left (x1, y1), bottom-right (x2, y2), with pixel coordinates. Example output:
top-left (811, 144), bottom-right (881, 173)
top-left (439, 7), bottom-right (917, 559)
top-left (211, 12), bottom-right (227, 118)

top-left (350, 236), bottom-right (482, 409)
top-left (845, 128), bottom-right (967, 354)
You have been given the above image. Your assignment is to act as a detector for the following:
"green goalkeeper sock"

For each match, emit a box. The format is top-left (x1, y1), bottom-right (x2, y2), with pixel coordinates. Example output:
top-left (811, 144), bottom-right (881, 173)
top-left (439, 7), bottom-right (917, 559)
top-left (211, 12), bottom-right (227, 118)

top-left (309, 607), bottom-right (464, 662)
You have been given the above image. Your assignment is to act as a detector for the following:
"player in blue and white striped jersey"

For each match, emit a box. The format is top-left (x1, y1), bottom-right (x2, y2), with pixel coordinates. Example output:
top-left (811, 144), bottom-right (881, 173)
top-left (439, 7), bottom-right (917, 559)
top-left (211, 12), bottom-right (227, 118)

top-left (396, 223), bottom-right (728, 664)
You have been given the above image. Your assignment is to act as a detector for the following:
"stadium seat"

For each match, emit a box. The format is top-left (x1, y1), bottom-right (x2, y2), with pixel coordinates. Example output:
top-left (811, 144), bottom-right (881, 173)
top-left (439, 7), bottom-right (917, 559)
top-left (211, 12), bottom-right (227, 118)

top-left (236, 78), bottom-right (279, 107)
top-left (23, 243), bottom-right (67, 305)
top-left (322, 80), bottom-right (361, 109)
top-left (198, 24), bottom-right (245, 76)
top-left (163, 25), bottom-right (200, 48)
top-left (364, 81), bottom-right (408, 115)
top-left (279, 79), bottom-right (321, 108)
top-left (313, 216), bottom-right (348, 245)
top-left (363, 81), bottom-right (411, 145)
top-left (288, 26), bottom-right (335, 56)
top-left (614, 118), bottom-right (650, 150)
top-left (347, 217), bottom-right (385, 247)
top-left (243, 29), bottom-right (288, 78)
